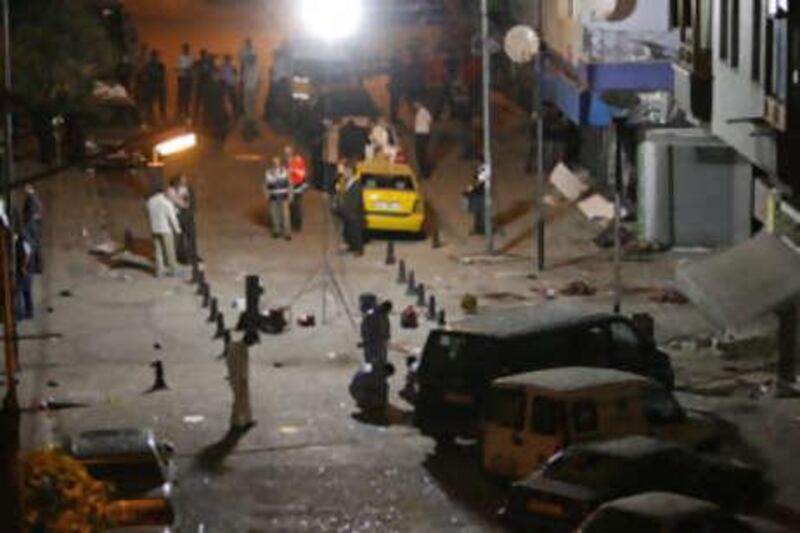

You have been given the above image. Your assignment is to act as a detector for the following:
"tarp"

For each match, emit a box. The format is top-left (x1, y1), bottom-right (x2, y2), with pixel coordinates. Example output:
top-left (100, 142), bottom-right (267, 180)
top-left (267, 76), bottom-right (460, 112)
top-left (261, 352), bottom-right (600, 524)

top-left (676, 232), bottom-right (800, 328)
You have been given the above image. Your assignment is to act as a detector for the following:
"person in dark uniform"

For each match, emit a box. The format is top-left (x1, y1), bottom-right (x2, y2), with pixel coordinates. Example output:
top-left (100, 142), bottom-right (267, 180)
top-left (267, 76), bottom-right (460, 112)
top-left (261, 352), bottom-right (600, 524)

top-left (22, 184), bottom-right (43, 274)
top-left (204, 67), bottom-right (230, 143)
top-left (15, 226), bottom-right (34, 321)
top-left (193, 49), bottom-right (212, 123)
top-left (338, 119), bottom-right (369, 162)
top-left (463, 159), bottom-right (488, 235)
top-left (341, 164), bottom-right (365, 255)
top-left (141, 50), bottom-right (167, 125)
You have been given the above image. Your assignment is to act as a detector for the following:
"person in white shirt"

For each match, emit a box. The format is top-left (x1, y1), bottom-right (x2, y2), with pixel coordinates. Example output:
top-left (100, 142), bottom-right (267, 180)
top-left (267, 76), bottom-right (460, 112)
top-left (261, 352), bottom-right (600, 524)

top-left (366, 117), bottom-right (399, 162)
top-left (147, 188), bottom-right (182, 276)
top-left (413, 101), bottom-right (433, 178)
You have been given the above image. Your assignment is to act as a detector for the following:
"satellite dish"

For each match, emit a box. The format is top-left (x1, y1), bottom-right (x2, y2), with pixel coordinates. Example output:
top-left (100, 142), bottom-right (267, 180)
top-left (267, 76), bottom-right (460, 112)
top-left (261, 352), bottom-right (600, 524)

top-left (504, 25), bottom-right (540, 64)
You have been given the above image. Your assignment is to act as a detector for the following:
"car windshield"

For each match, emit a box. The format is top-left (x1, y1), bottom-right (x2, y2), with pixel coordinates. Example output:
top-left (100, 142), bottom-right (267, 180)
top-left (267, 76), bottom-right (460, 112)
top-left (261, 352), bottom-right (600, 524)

top-left (362, 173), bottom-right (414, 191)
top-left (83, 457), bottom-right (166, 498)
top-left (543, 451), bottom-right (632, 490)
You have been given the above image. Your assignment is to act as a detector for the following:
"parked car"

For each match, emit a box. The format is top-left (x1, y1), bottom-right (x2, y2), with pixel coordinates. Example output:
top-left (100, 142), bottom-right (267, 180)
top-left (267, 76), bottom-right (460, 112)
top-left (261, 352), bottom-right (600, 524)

top-left (503, 436), bottom-right (772, 530)
top-left (577, 492), bottom-right (792, 533)
top-left (354, 159), bottom-right (425, 234)
top-left (66, 427), bottom-right (177, 530)
top-left (413, 304), bottom-right (674, 445)
top-left (481, 368), bottom-right (719, 480)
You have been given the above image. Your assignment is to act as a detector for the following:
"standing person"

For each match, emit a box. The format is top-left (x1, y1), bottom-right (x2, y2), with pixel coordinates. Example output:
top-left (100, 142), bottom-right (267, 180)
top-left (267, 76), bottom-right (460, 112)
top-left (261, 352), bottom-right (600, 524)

top-left (463, 159), bottom-right (488, 235)
top-left (375, 300), bottom-right (392, 368)
top-left (176, 43), bottom-right (194, 121)
top-left (360, 302), bottom-right (380, 365)
top-left (192, 49), bottom-right (212, 122)
top-left (341, 163), bottom-right (365, 255)
top-left (176, 174), bottom-right (199, 263)
top-left (166, 177), bottom-right (190, 264)
top-left (285, 146), bottom-right (307, 232)
top-left (240, 49), bottom-right (260, 120)
top-left (413, 100), bottom-right (433, 179)
top-left (21, 184), bottom-right (43, 274)
top-left (14, 226), bottom-right (34, 321)
top-left (204, 67), bottom-right (230, 143)
top-left (142, 50), bottom-right (167, 126)
top-left (146, 188), bottom-right (182, 277)
top-left (220, 54), bottom-right (239, 117)
top-left (264, 157), bottom-right (292, 240)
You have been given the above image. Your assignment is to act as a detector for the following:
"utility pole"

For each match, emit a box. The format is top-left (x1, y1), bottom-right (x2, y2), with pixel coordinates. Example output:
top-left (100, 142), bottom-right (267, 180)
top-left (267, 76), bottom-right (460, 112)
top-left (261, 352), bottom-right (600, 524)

top-left (480, 0), bottom-right (493, 254)
top-left (1, 0), bottom-right (21, 529)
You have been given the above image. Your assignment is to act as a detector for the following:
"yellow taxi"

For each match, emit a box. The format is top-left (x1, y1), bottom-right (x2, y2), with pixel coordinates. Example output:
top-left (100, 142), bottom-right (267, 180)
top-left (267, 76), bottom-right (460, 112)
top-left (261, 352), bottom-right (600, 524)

top-left (355, 158), bottom-right (426, 234)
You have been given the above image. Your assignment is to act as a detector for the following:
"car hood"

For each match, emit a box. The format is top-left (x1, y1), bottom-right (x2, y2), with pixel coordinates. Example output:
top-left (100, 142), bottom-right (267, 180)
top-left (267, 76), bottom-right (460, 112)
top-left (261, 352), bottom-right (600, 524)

top-left (513, 475), bottom-right (602, 504)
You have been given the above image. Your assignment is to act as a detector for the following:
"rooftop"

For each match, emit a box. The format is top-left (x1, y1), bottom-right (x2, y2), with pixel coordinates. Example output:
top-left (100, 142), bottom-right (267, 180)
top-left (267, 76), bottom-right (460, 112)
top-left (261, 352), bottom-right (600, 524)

top-left (444, 303), bottom-right (614, 339)
top-left (494, 367), bottom-right (651, 392)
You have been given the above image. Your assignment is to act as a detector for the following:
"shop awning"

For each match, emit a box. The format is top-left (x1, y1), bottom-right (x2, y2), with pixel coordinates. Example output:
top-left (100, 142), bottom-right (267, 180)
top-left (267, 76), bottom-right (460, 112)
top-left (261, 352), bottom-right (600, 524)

top-left (676, 232), bottom-right (800, 328)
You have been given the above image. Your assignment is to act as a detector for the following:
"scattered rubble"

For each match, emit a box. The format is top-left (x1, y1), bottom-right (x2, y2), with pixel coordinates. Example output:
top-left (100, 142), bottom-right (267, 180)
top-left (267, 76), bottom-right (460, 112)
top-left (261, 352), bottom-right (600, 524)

top-left (650, 287), bottom-right (689, 305)
top-left (560, 280), bottom-right (597, 296)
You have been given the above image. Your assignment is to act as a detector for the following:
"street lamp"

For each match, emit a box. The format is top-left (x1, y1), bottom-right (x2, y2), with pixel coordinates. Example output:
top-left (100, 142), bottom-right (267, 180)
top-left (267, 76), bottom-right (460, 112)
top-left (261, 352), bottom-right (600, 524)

top-left (299, 0), bottom-right (363, 41)
top-left (504, 24), bottom-right (545, 272)
top-left (148, 131), bottom-right (197, 194)
top-left (153, 132), bottom-right (197, 162)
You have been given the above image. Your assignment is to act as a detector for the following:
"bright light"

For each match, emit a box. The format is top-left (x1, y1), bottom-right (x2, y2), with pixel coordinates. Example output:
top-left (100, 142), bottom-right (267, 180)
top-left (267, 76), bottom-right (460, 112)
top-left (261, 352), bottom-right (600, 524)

top-left (300, 0), bottom-right (363, 41)
top-left (154, 133), bottom-right (197, 157)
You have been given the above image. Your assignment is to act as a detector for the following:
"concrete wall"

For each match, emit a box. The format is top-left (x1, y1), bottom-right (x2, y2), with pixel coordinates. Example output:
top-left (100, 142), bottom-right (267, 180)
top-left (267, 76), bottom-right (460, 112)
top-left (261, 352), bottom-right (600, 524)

top-left (711, 0), bottom-right (778, 175)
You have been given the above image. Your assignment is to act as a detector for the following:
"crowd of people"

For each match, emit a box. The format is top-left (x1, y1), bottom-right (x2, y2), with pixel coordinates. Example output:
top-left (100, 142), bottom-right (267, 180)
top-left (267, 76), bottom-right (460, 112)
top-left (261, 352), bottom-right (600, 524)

top-left (130, 38), bottom-right (261, 139)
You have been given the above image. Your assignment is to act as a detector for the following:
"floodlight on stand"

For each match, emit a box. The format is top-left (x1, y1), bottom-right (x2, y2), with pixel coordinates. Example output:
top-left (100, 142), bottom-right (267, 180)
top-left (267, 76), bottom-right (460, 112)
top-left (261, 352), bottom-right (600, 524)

top-left (300, 0), bottom-right (363, 41)
top-left (154, 133), bottom-right (197, 158)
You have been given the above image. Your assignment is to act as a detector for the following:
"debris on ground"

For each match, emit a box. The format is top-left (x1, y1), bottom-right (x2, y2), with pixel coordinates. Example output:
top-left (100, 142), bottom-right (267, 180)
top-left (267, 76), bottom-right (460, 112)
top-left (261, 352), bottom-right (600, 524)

top-left (89, 240), bottom-right (123, 256)
top-left (460, 294), bottom-right (478, 314)
top-left (153, 342), bottom-right (162, 350)
top-left (297, 314), bottom-right (316, 327)
top-left (46, 380), bottom-right (59, 388)
top-left (560, 280), bottom-right (597, 296)
top-left (482, 291), bottom-right (527, 302)
top-left (183, 414), bottom-right (205, 424)
top-left (650, 287), bottom-right (689, 305)
top-left (59, 290), bottom-right (73, 298)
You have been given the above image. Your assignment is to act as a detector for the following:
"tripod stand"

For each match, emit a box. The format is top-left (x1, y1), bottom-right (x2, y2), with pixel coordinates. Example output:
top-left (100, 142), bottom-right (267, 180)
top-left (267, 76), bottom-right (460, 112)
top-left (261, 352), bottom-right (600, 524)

top-left (291, 188), bottom-right (357, 330)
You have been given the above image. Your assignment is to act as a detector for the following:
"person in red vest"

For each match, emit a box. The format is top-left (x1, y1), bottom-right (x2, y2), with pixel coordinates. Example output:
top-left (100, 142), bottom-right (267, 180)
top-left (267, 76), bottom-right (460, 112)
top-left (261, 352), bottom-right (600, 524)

top-left (284, 145), bottom-right (308, 232)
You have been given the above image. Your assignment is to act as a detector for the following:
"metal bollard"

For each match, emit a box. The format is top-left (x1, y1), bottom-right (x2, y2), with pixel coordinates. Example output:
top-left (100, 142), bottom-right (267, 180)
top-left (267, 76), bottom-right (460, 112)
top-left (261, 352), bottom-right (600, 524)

top-left (385, 240), bottom-right (396, 265)
top-left (195, 272), bottom-right (206, 295)
top-left (214, 314), bottom-right (226, 339)
top-left (201, 284), bottom-right (211, 308)
top-left (149, 360), bottom-right (168, 391)
top-left (406, 270), bottom-right (416, 295)
top-left (397, 259), bottom-right (407, 284)
top-left (207, 298), bottom-right (219, 323)
top-left (437, 309), bottom-right (446, 326)
top-left (124, 227), bottom-right (135, 251)
top-left (190, 261), bottom-right (200, 284)
top-left (236, 275), bottom-right (264, 346)
top-left (217, 329), bottom-right (232, 360)
top-left (427, 295), bottom-right (437, 320)
top-left (416, 283), bottom-right (426, 307)
top-left (432, 225), bottom-right (442, 249)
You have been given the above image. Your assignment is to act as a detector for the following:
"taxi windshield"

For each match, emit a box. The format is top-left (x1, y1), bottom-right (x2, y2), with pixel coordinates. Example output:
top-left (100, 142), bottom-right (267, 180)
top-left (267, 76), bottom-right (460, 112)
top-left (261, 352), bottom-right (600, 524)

top-left (362, 173), bottom-right (414, 191)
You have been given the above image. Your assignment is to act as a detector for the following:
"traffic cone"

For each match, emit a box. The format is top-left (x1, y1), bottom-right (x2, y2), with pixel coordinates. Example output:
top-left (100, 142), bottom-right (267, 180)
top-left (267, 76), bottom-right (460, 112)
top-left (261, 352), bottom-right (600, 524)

top-left (207, 298), bottom-right (219, 323)
top-left (217, 329), bottom-right (231, 359)
top-left (437, 309), bottom-right (446, 326)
